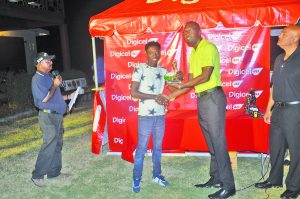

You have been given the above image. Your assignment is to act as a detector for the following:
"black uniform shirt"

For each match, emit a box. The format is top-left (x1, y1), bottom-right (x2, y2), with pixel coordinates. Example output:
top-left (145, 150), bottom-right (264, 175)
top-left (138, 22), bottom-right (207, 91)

top-left (272, 46), bottom-right (300, 102)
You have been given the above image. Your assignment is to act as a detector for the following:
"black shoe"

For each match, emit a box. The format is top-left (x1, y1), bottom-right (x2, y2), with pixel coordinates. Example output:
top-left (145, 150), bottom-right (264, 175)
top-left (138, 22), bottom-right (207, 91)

top-left (254, 180), bottom-right (282, 189)
top-left (280, 189), bottom-right (300, 199)
top-left (208, 188), bottom-right (236, 199)
top-left (195, 177), bottom-right (223, 188)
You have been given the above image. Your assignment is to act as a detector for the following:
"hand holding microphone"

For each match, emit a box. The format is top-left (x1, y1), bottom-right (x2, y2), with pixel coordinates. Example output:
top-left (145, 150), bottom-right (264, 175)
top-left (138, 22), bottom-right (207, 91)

top-left (52, 70), bottom-right (62, 87)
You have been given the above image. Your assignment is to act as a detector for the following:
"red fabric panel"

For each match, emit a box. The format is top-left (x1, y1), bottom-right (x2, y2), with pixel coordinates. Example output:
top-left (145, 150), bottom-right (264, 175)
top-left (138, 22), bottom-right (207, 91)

top-left (91, 91), bottom-right (107, 154)
top-left (104, 26), bottom-right (270, 152)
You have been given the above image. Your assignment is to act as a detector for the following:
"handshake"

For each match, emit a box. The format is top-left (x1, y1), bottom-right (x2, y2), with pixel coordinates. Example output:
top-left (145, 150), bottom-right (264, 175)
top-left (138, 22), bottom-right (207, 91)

top-left (155, 94), bottom-right (170, 105)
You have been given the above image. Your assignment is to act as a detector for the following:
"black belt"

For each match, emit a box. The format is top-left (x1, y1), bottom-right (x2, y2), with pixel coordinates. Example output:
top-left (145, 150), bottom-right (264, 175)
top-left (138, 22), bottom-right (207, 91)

top-left (274, 101), bottom-right (300, 107)
top-left (39, 109), bottom-right (58, 114)
top-left (196, 86), bottom-right (222, 97)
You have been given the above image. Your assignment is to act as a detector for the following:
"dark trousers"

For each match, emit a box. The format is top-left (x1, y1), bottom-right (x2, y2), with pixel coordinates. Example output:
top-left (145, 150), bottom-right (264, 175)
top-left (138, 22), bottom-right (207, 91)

top-left (197, 89), bottom-right (235, 190)
top-left (268, 104), bottom-right (300, 191)
top-left (32, 111), bottom-right (64, 179)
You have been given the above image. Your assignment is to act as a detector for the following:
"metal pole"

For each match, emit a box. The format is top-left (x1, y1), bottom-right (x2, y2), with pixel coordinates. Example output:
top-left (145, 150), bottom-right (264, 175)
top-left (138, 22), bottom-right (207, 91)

top-left (91, 37), bottom-right (99, 90)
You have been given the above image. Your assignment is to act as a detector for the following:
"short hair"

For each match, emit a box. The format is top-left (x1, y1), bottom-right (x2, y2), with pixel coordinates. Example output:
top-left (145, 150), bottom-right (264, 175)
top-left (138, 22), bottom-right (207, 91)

top-left (145, 41), bottom-right (161, 51)
top-left (186, 21), bottom-right (200, 31)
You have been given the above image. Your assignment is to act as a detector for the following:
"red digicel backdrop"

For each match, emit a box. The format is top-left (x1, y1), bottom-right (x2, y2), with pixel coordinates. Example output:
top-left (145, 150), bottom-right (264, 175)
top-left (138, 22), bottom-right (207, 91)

top-left (104, 25), bottom-right (270, 152)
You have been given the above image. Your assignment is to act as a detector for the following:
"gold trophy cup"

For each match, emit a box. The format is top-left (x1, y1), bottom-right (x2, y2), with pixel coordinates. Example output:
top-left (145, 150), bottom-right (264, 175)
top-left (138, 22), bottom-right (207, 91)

top-left (164, 60), bottom-right (181, 84)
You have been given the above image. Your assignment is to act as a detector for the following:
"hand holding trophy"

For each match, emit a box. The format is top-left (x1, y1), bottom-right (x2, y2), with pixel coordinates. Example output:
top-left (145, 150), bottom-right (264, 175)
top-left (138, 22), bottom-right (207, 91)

top-left (163, 59), bottom-right (183, 112)
top-left (164, 59), bottom-right (182, 84)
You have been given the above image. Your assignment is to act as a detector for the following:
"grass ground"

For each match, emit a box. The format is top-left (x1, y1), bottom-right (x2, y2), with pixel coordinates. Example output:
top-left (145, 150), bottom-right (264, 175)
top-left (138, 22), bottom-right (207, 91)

top-left (0, 107), bottom-right (288, 199)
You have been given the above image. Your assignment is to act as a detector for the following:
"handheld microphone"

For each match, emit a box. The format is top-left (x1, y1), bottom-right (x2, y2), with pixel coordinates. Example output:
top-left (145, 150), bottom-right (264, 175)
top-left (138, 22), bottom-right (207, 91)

top-left (51, 70), bottom-right (60, 77)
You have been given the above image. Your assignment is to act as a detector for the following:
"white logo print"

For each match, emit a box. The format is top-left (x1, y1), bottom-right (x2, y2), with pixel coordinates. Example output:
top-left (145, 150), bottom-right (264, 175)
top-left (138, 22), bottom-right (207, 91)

top-left (114, 137), bottom-right (123, 144)
top-left (252, 43), bottom-right (263, 52)
top-left (161, 49), bottom-right (177, 56)
top-left (110, 50), bottom-right (141, 58)
top-left (148, 38), bottom-right (159, 42)
top-left (228, 68), bottom-right (263, 76)
top-left (226, 103), bottom-right (244, 110)
top-left (255, 90), bottom-right (263, 98)
top-left (126, 38), bottom-right (159, 46)
top-left (231, 32), bottom-right (242, 41)
top-left (232, 56), bottom-right (242, 65)
top-left (131, 50), bottom-right (141, 58)
top-left (233, 104), bottom-right (244, 110)
top-left (252, 68), bottom-right (263, 76)
top-left (232, 80), bottom-right (243, 88)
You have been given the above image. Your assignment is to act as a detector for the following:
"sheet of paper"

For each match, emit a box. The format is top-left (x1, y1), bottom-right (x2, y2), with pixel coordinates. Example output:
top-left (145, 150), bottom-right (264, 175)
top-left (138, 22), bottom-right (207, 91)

top-left (68, 86), bottom-right (81, 112)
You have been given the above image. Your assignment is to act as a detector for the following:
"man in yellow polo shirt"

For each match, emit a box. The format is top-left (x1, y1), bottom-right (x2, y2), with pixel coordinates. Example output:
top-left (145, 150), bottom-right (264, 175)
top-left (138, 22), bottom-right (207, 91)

top-left (166, 21), bottom-right (236, 199)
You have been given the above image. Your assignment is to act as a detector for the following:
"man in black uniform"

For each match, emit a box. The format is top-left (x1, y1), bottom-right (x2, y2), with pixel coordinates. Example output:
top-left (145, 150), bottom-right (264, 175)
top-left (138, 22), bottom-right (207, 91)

top-left (255, 25), bottom-right (300, 199)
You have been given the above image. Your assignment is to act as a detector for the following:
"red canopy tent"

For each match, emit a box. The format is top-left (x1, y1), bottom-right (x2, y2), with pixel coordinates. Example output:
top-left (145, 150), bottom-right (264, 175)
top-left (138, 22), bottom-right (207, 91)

top-left (88, 0), bottom-right (300, 156)
top-left (89, 0), bottom-right (300, 87)
top-left (89, 0), bottom-right (300, 38)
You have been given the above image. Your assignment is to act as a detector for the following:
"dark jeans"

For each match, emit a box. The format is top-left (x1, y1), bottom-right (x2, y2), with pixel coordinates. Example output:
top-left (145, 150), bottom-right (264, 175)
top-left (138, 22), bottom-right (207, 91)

top-left (268, 104), bottom-right (300, 191)
top-left (32, 111), bottom-right (64, 179)
top-left (197, 88), bottom-right (235, 190)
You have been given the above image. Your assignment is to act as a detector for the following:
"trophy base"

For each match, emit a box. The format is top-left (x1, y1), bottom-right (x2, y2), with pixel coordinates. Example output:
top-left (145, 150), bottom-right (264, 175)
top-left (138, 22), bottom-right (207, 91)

top-left (166, 80), bottom-right (181, 84)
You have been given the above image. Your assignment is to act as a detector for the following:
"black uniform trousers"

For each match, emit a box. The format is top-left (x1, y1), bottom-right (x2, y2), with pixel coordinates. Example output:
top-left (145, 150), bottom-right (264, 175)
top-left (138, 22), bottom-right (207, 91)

top-left (268, 104), bottom-right (300, 191)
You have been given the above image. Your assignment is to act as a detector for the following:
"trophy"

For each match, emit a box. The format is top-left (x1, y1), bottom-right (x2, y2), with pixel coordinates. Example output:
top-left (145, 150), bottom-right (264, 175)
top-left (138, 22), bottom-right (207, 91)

top-left (164, 60), bottom-right (181, 84)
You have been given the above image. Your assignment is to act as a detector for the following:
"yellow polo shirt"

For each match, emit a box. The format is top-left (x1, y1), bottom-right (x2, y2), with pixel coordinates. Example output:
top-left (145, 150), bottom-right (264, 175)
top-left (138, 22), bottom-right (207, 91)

top-left (189, 38), bottom-right (221, 93)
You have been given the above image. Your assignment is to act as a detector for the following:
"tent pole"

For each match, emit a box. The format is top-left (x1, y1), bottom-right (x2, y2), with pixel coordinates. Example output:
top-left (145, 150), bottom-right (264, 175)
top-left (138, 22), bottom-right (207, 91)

top-left (92, 37), bottom-right (99, 90)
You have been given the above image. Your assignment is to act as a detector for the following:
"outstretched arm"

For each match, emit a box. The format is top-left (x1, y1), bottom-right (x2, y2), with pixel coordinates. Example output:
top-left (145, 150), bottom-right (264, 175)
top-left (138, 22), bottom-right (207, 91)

top-left (168, 66), bottom-right (214, 100)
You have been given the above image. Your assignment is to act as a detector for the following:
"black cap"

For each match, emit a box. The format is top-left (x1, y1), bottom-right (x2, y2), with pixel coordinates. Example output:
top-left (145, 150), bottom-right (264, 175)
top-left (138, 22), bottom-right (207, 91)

top-left (35, 52), bottom-right (55, 64)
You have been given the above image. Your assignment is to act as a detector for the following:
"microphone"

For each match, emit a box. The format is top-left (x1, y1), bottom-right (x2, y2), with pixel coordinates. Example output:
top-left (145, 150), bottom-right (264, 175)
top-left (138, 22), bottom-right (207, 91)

top-left (51, 70), bottom-right (60, 77)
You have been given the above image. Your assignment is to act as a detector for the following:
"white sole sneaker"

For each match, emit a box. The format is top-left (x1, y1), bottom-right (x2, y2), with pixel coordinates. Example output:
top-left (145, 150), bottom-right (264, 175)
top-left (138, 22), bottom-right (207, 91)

top-left (152, 177), bottom-right (169, 186)
top-left (31, 178), bottom-right (46, 187)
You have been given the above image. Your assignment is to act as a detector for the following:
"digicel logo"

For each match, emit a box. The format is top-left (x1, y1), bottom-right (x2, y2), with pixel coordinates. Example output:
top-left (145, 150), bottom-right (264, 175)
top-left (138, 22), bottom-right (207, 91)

top-left (232, 56), bottom-right (241, 65)
top-left (128, 61), bottom-right (142, 68)
top-left (110, 73), bottom-right (132, 80)
top-left (226, 104), bottom-right (244, 110)
top-left (207, 32), bottom-right (242, 41)
top-left (228, 90), bottom-right (263, 99)
top-left (161, 49), bottom-right (177, 56)
top-left (110, 50), bottom-right (141, 58)
top-left (228, 68), bottom-right (263, 76)
top-left (126, 38), bottom-right (159, 46)
top-left (252, 43), bottom-right (263, 52)
top-left (252, 68), bottom-right (263, 75)
top-left (232, 80), bottom-right (243, 88)
top-left (131, 50), bottom-right (140, 58)
top-left (255, 90), bottom-right (263, 98)
top-left (222, 80), bottom-right (243, 88)
top-left (111, 94), bottom-right (132, 102)
top-left (220, 56), bottom-right (241, 65)
top-left (112, 117), bottom-right (126, 124)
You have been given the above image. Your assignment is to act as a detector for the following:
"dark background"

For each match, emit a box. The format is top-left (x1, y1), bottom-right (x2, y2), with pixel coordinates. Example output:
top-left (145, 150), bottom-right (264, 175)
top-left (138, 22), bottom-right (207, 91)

top-left (64, 0), bottom-right (122, 74)
top-left (0, 0), bottom-right (122, 78)
top-left (0, 37), bottom-right (26, 72)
